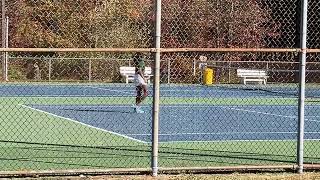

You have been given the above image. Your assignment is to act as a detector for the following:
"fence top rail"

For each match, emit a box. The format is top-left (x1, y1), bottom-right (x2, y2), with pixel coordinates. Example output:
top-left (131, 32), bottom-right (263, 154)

top-left (160, 48), bottom-right (300, 53)
top-left (160, 48), bottom-right (320, 53)
top-left (0, 48), bottom-right (319, 53)
top-left (0, 48), bottom-right (154, 53)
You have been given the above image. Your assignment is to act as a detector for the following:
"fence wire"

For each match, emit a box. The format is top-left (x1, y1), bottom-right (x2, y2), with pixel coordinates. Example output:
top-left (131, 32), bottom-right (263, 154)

top-left (0, 0), bottom-right (318, 176)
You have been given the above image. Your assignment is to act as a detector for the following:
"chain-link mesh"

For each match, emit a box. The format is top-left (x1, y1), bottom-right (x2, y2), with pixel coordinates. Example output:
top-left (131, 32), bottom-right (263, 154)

top-left (7, 52), bottom-right (155, 82)
top-left (0, 0), bottom-right (318, 175)
top-left (0, 52), bottom-right (154, 171)
top-left (305, 0), bottom-right (320, 164)
top-left (161, 0), bottom-right (299, 48)
top-left (158, 51), bottom-right (300, 167)
top-left (305, 51), bottom-right (320, 167)
top-left (5, 0), bottom-right (154, 48)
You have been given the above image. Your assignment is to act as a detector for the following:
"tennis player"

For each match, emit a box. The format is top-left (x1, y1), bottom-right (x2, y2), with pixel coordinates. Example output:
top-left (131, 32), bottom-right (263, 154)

top-left (133, 52), bottom-right (148, 113)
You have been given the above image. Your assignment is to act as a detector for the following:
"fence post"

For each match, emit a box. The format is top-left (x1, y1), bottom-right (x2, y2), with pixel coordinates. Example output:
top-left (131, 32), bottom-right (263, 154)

top-left (167, 59), bottom-right (170, 83)
top-left (89, 59), bottom-right (92, 82)
top-left (48, 58), bottom-right (52, 81)
top-left (2, 0), bottom-right (7, 81)
top-left (152, 0), bottom-right (161, 177)
top-left (4, 15), bottom-right (8, 81)
top-left (297, 0), bottom-right (308, 174)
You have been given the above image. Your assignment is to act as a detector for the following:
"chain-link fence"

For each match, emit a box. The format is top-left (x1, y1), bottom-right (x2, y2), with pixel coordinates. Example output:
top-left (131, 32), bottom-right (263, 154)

top-left (0, 0), bottom-right (319, 177)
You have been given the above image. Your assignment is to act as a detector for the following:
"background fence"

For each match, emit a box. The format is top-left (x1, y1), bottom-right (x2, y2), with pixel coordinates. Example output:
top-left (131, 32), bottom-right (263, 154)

top-left (0, 0), bottom-right (319, 177)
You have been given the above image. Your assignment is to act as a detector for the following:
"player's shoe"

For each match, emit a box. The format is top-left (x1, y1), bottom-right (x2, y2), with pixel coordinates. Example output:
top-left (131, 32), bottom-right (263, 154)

top-left (134, 106), bottom-right (144, 113)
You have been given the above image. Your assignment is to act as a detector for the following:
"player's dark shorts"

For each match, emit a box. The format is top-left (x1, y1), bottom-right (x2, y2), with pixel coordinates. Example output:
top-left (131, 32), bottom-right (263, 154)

top-left (136, 86), bottom-right (143, 97)
top-left (136, 85), bottom-right (147, 97)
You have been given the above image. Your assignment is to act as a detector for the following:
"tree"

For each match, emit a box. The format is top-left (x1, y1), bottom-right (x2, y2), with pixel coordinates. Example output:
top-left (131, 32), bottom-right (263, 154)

top-left (8, 0), bottom-right (151, 48)
top-left (160, 0), bottom-right (279, 83)
top-left (6, 0), bottom-right (154, 81)
top-left (4, 0), bottom-right (279, 82)
top-left (161, 0), bottom-right (277, 48)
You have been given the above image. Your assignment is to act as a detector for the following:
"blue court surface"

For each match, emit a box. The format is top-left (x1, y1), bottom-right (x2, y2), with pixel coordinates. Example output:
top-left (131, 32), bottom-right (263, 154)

top-left (24, 104), bottom-right (320, 143)
top-left (3, 83), bottom-right (320, 143)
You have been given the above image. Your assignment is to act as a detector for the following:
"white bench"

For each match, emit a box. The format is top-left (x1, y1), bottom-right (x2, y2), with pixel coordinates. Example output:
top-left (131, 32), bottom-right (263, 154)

top-left (120, 66), bottom-right (152, 84)
top-left (237, 69), bottom-right (268, 85)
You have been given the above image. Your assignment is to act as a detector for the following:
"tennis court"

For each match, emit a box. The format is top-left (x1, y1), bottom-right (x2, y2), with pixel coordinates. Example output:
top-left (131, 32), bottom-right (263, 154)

top-left (1, 83), bottom-right (320, 170)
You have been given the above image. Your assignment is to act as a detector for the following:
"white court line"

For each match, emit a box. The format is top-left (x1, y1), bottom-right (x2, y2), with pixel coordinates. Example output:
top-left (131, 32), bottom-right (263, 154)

top-left (221, 106), bottom-right (320, 123)
top-left (158, 89), bottom-right (228, 93)
top-left (89, 86), bottom-right (234, 94)
top-left (127, 131), bottom-right (298, 136)
top-left (221, 106), bottom-right (297, 119)
top-left (306, 115), bottom-right (320, 118)
top-left (20, 104), bottom-right (147, 144)
top-left (159, 139), bottom-right (320, 144)
top-left (28, 105), bottom-right (144, 108)
top-left (3, 95), bottom-right (129, 97)
top-left (127, 131), bottom-right (320, 136)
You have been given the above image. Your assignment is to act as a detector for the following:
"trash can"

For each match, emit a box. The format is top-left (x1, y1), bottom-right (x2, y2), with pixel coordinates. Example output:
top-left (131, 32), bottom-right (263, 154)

top-left (203, 67), bottom-right (214, 85)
